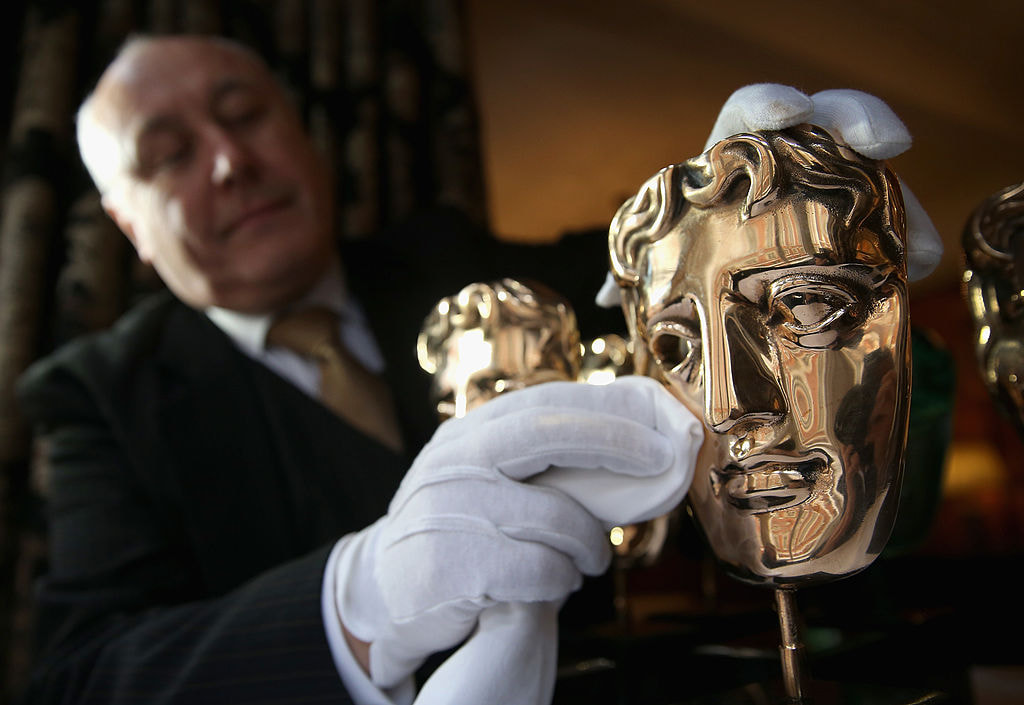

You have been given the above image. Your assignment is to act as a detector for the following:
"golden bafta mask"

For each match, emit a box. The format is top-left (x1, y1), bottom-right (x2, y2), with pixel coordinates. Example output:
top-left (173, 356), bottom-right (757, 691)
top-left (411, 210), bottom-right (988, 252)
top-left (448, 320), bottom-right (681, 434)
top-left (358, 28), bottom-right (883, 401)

top-left (610, 125), bottom-right (911, 589)
top-left (963, 182), bottom-right (1024, 438)
top-left (416, 278), bottom-right (582, 419)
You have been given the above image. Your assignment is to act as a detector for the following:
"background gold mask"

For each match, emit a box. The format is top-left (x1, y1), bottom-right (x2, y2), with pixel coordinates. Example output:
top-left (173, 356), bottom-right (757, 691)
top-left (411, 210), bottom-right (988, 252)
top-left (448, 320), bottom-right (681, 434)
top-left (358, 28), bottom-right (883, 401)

top-left (416, 278), bottom-right (581, 420)
top-left (963, 181), bottom-right (1024, 439)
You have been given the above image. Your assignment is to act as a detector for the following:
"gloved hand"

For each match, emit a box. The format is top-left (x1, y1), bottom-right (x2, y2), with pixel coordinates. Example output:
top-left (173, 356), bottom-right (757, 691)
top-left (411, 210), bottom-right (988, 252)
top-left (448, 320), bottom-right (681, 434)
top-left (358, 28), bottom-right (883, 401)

top-left (596, 83), bottom-right (941, 308)
top-left (331, 375), bottom-right (702, 689)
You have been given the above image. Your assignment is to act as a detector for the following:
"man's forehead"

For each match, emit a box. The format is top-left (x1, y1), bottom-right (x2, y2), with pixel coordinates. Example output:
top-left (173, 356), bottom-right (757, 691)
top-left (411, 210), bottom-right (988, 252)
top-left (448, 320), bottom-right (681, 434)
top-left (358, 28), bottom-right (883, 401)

top-left (95, 38), bottom-right (270, 131)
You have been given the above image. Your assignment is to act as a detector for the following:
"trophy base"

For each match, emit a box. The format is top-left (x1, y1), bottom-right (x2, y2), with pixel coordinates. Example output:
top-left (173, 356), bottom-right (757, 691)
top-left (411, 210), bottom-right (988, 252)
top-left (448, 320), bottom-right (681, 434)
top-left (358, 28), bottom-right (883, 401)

top-left (679, 678), bottom-right (951, 705)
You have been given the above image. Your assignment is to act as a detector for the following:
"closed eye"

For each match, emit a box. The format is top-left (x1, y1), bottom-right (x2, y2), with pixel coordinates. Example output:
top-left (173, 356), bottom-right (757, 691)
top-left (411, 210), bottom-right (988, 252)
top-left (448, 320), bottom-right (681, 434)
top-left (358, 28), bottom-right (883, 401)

top-left (213, 83), bottom-right (268, 128)
top-left (136, 126), bottom-right (193, 175)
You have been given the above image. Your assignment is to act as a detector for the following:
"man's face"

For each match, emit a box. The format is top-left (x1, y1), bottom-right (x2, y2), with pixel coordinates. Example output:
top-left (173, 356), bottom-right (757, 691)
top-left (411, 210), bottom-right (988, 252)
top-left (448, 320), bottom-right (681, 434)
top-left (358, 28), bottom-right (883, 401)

top-left (94, 38), bottom-right (334, 313)
top-left (638, 194), bottom-right (910, 587)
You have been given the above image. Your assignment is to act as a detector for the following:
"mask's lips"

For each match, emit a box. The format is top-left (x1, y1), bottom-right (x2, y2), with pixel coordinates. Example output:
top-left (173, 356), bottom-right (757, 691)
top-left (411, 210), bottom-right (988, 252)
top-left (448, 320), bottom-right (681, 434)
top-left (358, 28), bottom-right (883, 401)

top-left (712, 452), bottom-right (828, 514)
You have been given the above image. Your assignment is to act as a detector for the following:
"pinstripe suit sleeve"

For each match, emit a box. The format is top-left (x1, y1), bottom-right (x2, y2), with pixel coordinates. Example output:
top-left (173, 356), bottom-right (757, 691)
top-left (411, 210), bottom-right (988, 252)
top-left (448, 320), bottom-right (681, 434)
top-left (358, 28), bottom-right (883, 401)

top-left (15, 309), bottom-right (357, 705)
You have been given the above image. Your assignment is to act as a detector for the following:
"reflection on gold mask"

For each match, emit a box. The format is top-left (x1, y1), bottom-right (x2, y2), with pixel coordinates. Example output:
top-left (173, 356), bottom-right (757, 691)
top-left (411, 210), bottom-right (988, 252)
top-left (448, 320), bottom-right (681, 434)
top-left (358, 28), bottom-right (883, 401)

top-left (610, 125), bottom-right (911, 588)
top-left (580, 334), bottom-right (634, 386)
top-left (963, 182), bottom-right (1024, 438)
top-left (416, 279), bottom-right (581, 419)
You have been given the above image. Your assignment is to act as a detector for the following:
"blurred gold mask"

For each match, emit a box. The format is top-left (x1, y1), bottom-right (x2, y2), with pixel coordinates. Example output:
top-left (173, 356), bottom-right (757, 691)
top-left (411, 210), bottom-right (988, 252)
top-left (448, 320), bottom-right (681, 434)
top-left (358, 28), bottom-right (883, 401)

top-left (963, 182), bottom-right (1024, 438)
top-left (417, 279), bottom-right (581, 420)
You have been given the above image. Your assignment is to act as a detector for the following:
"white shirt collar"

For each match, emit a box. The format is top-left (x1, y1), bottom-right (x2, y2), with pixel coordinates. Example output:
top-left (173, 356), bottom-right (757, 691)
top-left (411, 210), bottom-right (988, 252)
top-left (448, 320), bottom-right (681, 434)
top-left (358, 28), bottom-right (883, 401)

top-left (204, 259), bottom-right (348, 357)
top-left (204, 260), bottom-right (386, 374)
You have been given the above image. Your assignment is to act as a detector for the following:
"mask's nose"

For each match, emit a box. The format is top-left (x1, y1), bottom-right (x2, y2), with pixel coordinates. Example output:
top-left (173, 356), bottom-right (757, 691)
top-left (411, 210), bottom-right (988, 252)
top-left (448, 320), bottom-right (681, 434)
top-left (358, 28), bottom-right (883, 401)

top-left (703, 303), bottom-right (787, 433)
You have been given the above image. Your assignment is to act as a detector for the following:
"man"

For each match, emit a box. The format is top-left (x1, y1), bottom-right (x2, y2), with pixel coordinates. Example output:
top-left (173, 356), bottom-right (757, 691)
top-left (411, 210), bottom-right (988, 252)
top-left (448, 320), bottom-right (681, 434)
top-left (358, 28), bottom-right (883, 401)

top-left (15, 35), bottom-right (937, 705)
top-left (16, 35), bottom-right (703, 705)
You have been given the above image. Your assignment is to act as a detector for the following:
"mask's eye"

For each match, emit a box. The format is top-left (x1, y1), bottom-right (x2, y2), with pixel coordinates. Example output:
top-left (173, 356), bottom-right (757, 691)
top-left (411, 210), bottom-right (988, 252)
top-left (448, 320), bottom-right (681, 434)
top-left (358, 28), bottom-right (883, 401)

top-left (648, 303), bottom-right (703, 384)
top-left (769, 280), bottom-right (859, 347)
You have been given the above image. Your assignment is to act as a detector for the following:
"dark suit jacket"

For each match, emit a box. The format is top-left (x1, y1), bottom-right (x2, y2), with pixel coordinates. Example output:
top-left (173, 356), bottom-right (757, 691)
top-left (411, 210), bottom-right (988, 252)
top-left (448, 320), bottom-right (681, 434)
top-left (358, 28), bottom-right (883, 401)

top-left (15, 210), bottom-right (620, 704)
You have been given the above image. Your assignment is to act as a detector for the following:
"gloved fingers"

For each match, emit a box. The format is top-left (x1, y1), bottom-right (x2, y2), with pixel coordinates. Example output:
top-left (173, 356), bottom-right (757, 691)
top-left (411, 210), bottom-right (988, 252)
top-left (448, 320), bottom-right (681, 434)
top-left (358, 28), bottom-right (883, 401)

top-left (432, 408), bottom-right (674, 480)
top-left (427, 378), bottom-right (651, 437)
top-left (810, 89), bottom-right (911, 160)
top-left (492, 376), bottom-right (700, 485)
top-left (413, 602), bottom-right (560, 705)
top-left (595, 270), bottom-right (622, 308)
top-left (533, 463), bottom-right (691, 527)
top-left (368, 601), bottom-right (482, 688)
top-left (383, 475), bottom-right (611, 575)
top-left (377, 528), bottom-right (590, 624)
top-left (527, 378), bottom-right (701, 524)
top-left (417, 377), bottom-right (690, 482)
top-left (900, 180), bottom-right (943, 281)
top-left (703, 83), bottom-right (813, 152)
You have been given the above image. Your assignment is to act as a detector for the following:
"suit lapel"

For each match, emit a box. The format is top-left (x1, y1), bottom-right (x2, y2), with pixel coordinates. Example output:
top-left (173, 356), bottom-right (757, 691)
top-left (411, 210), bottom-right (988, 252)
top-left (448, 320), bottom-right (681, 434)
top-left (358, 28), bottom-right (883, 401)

top-left (152, 302), bottom-right (409, 594)
top-left (244, 360), bottom-right (407, 542)
top-left (154, 304), bottom-right (301, 593)
top-left (341, 238), bottom-right (446, 453)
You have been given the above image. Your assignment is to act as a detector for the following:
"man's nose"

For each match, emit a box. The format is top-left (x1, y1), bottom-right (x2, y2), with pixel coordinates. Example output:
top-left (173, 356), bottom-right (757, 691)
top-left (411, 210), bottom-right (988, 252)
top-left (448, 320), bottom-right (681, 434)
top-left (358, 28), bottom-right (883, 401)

top-left (208, 129), bottom-right (255, 186)
top-left (703, 306), bottom-right (786, 433)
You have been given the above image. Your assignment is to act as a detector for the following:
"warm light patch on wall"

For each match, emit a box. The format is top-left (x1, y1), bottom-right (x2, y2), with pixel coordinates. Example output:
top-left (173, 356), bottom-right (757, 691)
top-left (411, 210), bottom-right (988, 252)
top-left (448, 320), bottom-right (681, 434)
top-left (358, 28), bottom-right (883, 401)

top-left (943, 441), bottom-right (1009, 496)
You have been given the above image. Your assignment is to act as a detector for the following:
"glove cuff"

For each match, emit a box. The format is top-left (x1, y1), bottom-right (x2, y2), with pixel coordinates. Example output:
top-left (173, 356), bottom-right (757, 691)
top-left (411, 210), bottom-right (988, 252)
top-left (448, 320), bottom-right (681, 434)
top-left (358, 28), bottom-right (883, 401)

top-left (334, 522), bottom-right (388, 643)
top-left (334, 521), bottom-right (432, 689)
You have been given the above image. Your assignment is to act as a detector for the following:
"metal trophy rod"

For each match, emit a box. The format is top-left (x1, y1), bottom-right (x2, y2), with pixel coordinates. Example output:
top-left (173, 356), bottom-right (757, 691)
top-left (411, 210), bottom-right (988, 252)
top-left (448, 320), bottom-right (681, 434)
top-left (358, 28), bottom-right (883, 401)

top-left (775, 588), bottom-right (806, 702)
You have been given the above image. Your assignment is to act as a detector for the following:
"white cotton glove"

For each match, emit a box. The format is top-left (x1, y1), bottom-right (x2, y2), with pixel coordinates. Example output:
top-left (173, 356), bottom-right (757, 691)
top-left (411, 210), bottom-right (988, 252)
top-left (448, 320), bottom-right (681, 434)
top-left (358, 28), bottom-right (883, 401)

top-left (702, 84), bottom-right (910, 158)
top-left (596, 83), bottom-right (941, 308)
top-left (332, 375), bottom-right (701, 689)
top-left (703, 83), bottom-right (814, 149)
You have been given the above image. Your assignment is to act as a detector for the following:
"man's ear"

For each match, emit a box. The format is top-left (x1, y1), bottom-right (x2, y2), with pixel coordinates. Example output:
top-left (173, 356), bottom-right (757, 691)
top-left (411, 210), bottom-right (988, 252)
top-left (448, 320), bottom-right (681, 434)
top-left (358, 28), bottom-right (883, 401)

top-left (101, 193), bottom-right (151, 263)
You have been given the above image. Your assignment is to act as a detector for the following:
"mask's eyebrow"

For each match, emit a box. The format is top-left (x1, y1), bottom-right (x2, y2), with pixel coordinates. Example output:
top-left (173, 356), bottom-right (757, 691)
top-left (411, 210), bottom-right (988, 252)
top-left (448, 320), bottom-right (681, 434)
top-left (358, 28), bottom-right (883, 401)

top-left (733, 263), bottom-right (877, 303)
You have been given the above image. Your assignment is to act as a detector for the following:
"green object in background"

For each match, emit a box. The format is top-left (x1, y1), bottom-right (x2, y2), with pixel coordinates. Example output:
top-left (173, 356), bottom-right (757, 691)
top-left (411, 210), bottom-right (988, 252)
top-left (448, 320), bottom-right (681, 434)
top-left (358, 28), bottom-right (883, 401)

top-left (884, 327), bottom-right (956, 557)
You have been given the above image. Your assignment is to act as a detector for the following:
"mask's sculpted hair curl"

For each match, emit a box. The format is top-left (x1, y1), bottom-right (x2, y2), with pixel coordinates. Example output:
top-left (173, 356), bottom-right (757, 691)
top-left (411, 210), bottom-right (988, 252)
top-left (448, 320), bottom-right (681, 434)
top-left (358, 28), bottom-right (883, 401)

top-left (963, 181), bottom-right (1024, 286)
top-left (610, 125), bottom-right (906, 291)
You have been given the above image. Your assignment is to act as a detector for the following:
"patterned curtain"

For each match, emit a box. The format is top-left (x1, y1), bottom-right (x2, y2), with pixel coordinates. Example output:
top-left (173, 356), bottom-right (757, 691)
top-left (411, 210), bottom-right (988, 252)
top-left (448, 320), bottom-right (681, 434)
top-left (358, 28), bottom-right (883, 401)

top-left (0, 0), bottom-right (488, 699)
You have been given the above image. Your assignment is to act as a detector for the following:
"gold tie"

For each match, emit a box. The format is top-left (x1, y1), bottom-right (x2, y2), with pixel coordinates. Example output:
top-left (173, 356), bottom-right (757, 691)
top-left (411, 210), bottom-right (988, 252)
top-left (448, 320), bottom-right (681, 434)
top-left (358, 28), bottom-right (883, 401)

top-left (266, 307), bottom-right (404, 452)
